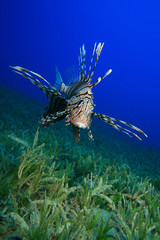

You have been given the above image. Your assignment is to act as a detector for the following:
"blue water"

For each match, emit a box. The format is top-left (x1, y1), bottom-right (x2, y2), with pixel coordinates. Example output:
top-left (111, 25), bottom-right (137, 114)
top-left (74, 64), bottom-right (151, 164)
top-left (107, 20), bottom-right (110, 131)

top-left (0, 0), bottom-right (160, 149)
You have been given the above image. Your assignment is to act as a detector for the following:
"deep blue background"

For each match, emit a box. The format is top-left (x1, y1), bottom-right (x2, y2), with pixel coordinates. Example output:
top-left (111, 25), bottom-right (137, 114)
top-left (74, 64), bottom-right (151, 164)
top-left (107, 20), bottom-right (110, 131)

top-left (0, 0), bottom-right (160, 149)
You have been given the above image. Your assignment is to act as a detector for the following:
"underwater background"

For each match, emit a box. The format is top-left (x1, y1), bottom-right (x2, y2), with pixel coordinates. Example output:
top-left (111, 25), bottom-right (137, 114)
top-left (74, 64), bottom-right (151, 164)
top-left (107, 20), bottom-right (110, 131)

top-left (1, 0), bottom-right (160, 150)
top-left (0, 0), bottom-right (160, 239)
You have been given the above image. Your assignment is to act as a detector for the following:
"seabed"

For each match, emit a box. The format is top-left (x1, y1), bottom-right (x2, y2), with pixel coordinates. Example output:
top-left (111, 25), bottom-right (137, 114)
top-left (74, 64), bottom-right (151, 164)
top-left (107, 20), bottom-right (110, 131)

top-left (0, 85), bottom-right (160, 239)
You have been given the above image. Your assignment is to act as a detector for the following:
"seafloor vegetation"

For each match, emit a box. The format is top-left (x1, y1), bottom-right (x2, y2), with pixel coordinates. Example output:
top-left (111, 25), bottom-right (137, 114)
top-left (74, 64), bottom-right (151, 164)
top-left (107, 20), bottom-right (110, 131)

top-left (0, 85), bottom-right (160, 240)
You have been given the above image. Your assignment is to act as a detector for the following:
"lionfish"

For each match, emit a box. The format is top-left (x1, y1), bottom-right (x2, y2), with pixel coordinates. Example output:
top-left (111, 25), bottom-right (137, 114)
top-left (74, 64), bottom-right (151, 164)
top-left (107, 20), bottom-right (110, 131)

top-left (10, 42), bottom-right (147, 142)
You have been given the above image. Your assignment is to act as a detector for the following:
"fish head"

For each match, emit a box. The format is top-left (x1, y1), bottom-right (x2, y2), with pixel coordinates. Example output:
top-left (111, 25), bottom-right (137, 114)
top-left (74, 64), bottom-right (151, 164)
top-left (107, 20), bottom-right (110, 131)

top-left (68, 98), bottom-right (93, 129)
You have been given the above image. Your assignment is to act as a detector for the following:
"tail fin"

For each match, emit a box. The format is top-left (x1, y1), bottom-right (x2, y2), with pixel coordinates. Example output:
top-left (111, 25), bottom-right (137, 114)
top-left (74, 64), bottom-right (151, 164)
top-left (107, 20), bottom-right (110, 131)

top-left (10, 66), bottom-right (64, 100)
top-left (54, 66), bottom-right (63, 91)
top-left (93, 112), bottom-right (147, 140)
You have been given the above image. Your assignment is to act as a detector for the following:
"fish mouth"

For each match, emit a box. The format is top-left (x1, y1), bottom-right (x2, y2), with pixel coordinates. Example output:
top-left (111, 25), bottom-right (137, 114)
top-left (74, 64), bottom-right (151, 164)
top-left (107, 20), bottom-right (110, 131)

top-left (74, 121), bottom-right (87, 129)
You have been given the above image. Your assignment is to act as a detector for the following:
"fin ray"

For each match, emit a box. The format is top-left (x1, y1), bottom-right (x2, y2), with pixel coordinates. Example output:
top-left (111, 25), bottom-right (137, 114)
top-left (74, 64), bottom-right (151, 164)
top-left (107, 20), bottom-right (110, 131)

top-left (72, 125), bottom-right (80, 142)
top-left (93, 113), bottom-right (147, 140)
top-left (40, 109), bottom-right (68, 127)
top-left (10, 66), bottom-right (64, 100)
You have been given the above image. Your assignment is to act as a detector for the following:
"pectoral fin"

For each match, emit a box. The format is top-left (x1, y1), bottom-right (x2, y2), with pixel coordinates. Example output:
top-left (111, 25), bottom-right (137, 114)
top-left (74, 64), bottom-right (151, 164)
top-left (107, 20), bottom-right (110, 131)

top-left (93, 112), bottom-right (147, 140)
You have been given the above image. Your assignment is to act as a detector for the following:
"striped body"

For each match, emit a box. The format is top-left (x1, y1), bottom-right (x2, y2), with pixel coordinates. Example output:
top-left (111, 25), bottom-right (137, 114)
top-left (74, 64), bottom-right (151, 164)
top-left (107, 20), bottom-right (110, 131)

top-left (11, 43), bottom-right (147, 142)
top-left (65, 83), bottom-right (94, 129)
